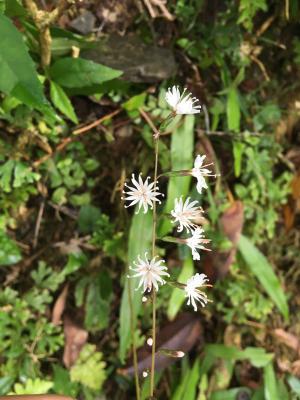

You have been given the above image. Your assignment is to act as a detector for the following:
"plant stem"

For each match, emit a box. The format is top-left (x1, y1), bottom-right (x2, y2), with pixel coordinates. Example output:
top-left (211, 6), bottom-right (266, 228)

top-left (128, 278), bottom-right (141, 400)
top-left (150, 134), bottom-right (160, 397)
top-left (23, 0), bottom-right (70, 68)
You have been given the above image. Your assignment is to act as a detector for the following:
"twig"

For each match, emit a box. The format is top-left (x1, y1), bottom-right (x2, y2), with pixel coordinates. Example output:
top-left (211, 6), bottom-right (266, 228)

top-left (139, 108), bottom-right (160, 137)
top-left (33, 109), bottom-right (121, 168)
top-left (32, 198), bottom-right (45, 248)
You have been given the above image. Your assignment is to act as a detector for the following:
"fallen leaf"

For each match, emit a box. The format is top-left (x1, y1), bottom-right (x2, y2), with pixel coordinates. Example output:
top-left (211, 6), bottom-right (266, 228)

top-left (221, 201), bottom-right (244, 244)
top-left (273, 329), bottom-right (300, 355)
top-left (118, 313), bottom-right (202, 376)
top-left (52, 284), bottom-right (69, 326)
top-left (204, 201), bottom-right (244, 280)
top-left (63, 315), bottom-right (88, 368)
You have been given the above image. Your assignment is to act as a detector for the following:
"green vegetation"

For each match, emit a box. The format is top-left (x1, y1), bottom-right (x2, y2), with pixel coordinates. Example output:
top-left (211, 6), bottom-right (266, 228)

top-left (0, 0), bottom-right (299, 399)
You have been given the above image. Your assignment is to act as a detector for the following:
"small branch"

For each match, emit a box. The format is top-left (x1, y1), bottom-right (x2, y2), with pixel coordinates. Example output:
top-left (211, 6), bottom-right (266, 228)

top-left (33, 109), bottom-right (121, 168)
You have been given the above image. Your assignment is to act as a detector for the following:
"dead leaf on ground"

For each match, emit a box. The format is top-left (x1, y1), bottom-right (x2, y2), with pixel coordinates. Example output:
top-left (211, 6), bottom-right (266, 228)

top-left (273, 328), bottom-right (300, 355)
top-left (63, 315), bottom-right (88, 368)
top-left (118, 313), bottom-right (202, 376)
top-left (204, 201), bottom-right (244, 281)
top-left (52, 284), bottom-right (69, 326)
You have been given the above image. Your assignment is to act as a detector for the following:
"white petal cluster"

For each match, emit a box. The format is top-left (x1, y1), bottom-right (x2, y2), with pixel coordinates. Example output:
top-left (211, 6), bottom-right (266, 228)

top-left (192, 155), bottom-right (215, 194)
top-left (171, 196), bottom-right (203, 233)
top-left (129, 253), bottom-right (170, 292)
top-left (185, 273), bottom-right (210, 311)
top-left (165, 86), bottom-right (201, 115)
top-left (122, 173), bottom-right (163, 214)
top-left (186, 227), bottom-right (210, 261)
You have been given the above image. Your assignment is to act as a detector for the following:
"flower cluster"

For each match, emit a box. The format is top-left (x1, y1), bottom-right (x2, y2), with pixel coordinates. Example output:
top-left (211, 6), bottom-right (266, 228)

top-left (123, 86), bottom-right (215, 312)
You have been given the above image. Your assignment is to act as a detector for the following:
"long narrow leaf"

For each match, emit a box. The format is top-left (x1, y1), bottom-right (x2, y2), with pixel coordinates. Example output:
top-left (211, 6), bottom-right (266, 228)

top-left (238, 235), bottom-right (289, 321)
top-left (119, 210), bottom-right (152, 362)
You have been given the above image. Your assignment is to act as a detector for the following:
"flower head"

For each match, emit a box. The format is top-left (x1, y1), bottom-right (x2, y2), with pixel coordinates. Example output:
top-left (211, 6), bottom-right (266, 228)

top-left (192, 155), bottom-right (216, 194)
top-left (185, 273), bottom-right (210, 311)
top-left (171, 196), bottom-right (204, 233)
top-left (122, 173), bottom-right (163, 214)
top-left (186, 227), bottom-right (210, 260)
top-left (165, 86), bottom-right (201, 115)
top-left (129, 253), bottom-right (170, 293)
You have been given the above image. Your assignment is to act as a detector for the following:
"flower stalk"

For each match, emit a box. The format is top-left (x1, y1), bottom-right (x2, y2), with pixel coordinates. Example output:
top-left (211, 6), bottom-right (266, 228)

top-left (150, 132), bottom-right (160, 397)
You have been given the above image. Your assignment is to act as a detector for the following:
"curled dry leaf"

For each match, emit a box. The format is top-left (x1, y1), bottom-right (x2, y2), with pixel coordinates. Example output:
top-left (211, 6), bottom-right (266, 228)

top-left (63, 315), bottom-right (88, 368)
top-left (118, 313), bottom-right (202, 376)
top-left (204, 201), bottom-right (244, 281)
top-left (52, 284), bottom-right (69, 326)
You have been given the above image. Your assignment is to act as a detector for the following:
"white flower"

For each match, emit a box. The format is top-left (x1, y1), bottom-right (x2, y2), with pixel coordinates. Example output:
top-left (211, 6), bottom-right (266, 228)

top-left (129, 253), bottom-right (170, 292)
top-left (171, 196), bottom-right (204, 233)
top-left (185, 273), bottom-right (210, 311)
top-left (122, 173), bottom-right (163, 214)
top-left (186, 227), bottom-right (210, 260)
top-left (165, 86), bottom-right (201, 115)
top-left (192, 155), bottom-right (215, 194)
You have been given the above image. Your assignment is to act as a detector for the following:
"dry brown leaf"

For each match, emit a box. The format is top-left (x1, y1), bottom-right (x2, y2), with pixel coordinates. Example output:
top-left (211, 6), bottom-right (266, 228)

top-left (205, 201), bottom-right (244, 281)
top-left (221, 201), bottom-right (244, 244)
top-left (273, 328), bottom-right (300, 355)
top-left (283, 203), bottom-right (295, 231)
top-left (63, 315), bottom-right (88, 368)
top-left (52, 284), bottom-right (69, 326)
top-left (119, 313), bottom-right (202, 376)
top-left (292, 360), bottom-right (300, 377)
top-left (292, 175), bottom-right (300, 200)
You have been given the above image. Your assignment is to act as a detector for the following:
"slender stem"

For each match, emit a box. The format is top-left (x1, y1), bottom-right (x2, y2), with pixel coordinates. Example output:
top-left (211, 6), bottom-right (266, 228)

top-left (150, 134), bottom-right (160, 397)
top-left (128, 278), bottom-right (141, 400)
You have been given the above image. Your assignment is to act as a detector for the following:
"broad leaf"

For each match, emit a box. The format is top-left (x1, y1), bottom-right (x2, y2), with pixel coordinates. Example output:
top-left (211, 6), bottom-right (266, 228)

top-left (49, 57), bottom-right (122, 88)
top-left (0, 14), bottom-right (47, 109)
top-left (119, 210), bottom-right (152, 363)
top-left (50, 81), bottom-right (78, 123)
top-left (238, 235), bottom-right (289, 321)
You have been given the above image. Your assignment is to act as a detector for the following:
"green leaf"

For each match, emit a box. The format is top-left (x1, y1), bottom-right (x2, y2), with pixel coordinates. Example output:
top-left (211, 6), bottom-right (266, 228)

top-left (205, 345), bottom-right (273, 368)
top-left (158, 115), bottom-right (195, 236)
top-left (70, 344), bottom-right (106, 391)
top-left (0, 376), bottom-right (14, 395)
top-left (238, 235), bottom-right (289, 321)
top-left (226, 87), bottom-right (240, 132)
top-left (167, 256), bottom-right (193, 320)
top-left (78, 205), bottom-right (102, 234)
top-left (172, 359), bottom-right (200, 400)
top-left (210, 388), bottom-right (251, 400)
top-left (12, 378), bottom-right (53, 395)
top-left (0, 230), bottom-right (21, 266)
top-left (233, 141), bottom-right (243, 177)
top-left (84, 274), bottom-right (112, 331)
top-left (287, 375), bottom-right (300, 395)
top-left (52, 365), bottom-right (79, 398)
top-left (50, 81), bottom-right (78, 123)
top-left (49, 57), bottom-right (122, 88)
top-left (0, 14), bottom-right (47, 109)
top-left (119, 210), bottom-right (152, 363)
top-left (264, 362), bottom-right (280, 400)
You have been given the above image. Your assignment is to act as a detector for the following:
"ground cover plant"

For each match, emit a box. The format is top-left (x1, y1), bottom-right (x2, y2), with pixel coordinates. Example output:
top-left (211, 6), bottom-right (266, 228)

top-left (0, 0), bottom-right (300, 399)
